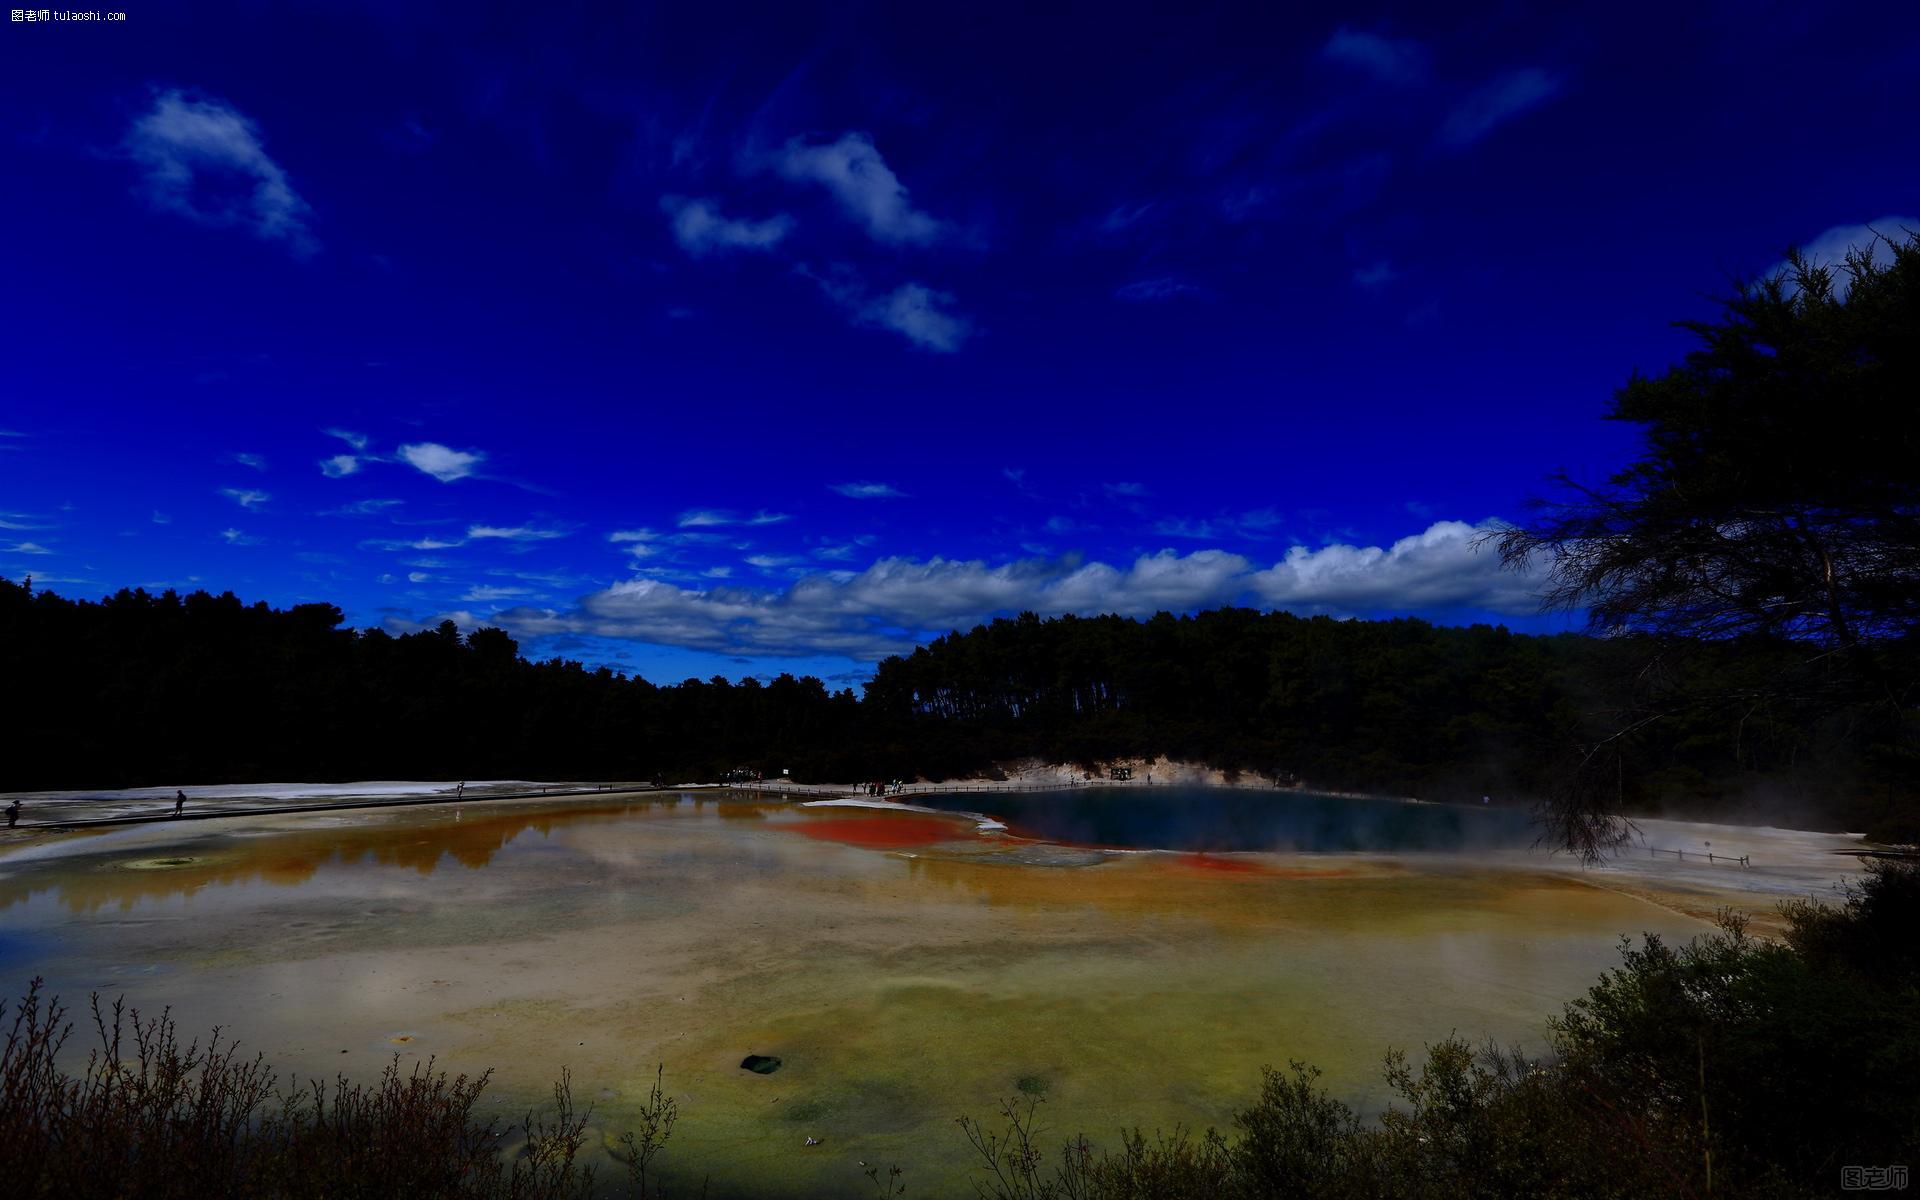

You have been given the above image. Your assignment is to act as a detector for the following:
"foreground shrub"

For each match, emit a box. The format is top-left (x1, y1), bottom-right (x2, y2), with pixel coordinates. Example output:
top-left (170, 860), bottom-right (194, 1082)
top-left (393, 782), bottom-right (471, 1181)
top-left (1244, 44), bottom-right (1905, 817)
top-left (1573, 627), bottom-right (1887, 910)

top-left (959, 863), bottom-right (1920, 1199)
top-left (0, 981), bottom-right (595, 1200)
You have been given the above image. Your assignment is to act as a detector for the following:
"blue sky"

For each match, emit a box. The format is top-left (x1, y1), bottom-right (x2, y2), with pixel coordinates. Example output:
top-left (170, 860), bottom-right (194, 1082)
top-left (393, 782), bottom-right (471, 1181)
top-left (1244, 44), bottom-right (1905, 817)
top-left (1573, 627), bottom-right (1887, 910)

top-left (3, 2), bottom-right (1916, 685)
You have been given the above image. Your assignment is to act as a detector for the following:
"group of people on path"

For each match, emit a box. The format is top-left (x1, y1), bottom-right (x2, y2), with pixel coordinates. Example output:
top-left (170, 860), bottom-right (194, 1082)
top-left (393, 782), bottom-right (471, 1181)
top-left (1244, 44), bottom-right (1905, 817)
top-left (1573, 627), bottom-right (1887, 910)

top-left (862, 780), bottom-right (904, 796)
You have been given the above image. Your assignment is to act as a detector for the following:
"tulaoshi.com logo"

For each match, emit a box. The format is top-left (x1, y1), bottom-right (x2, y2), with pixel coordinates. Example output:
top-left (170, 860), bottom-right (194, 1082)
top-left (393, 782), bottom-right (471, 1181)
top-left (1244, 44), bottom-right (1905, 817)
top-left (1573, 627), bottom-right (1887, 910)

top-left (12, 9), bottom-right (128, 20)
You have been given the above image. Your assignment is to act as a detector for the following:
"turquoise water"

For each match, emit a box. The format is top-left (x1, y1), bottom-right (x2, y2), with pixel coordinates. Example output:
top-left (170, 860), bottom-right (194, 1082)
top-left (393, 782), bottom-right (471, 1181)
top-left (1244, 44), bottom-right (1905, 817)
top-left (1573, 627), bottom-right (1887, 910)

top-left (915, 785), bottom-right (1537, 852)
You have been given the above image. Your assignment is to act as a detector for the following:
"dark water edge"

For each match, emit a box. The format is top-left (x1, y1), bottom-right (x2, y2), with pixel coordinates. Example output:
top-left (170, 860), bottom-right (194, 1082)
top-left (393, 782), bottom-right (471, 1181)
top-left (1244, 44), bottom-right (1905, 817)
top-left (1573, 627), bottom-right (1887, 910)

top-left (914, 785), bottom-right (1537, 853)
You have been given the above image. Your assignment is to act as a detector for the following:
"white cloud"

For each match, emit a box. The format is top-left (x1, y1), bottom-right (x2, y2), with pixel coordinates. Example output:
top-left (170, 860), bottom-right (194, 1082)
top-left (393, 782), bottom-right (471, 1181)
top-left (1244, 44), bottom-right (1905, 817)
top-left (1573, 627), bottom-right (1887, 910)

top-left (221, 528), bottom-right (262, 546)
top-left (661, 196), bottom-right (794, 256)
top-left (1249, 520), bottom-right (1537, 611)
top-left (608, 528), bottom-right (660, 543)
top-left (126, 89), bottom-right (317, 256)
top-left (231, 452), bottom-right (267, 470)
top-left (326, 428), bottom-right (370, 451)
top-left (320, 454), bottom-right (361, 478)
top-left (1440, 68), bottom-right (1563, 148)
top-left (677, 509), bottom-right (790, 528)
top-left (1, 541), bottom-right (52, 555)
top-left (461, 585), bottom-right (533, 601)
top-left (151, 511), bottom-right (171, 524)
top-left (774, 132), bottom-right (950, 246)
top-left (399, 442), bottom-right (486, 482)
top-left (489, 520), bottom-right (1540, 659)
top-left (1769, 216), bottom-right (1918, 298)
top-left (467, 524), bottom-right (569, 541)
top-left (831, 481), bottom-right (905, 499)
top-left (408, 571), bottom-right (432, 583)
top-left (1321, 27), bottom-right (1428, 84)
top-left (219, 487), bottom-right (269, 510)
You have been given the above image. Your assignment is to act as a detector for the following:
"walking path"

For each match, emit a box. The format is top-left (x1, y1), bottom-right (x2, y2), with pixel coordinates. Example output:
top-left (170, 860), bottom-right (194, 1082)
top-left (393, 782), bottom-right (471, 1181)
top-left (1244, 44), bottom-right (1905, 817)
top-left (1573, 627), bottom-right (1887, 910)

top-left (9, 783), bottom-right (669, 832)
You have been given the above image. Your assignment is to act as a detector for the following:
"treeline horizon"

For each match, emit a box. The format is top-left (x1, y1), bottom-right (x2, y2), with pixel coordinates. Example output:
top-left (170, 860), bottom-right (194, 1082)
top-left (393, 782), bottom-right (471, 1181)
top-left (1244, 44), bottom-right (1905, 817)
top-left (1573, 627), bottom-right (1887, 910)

top-left (1, 575), bottom-right (1907, 834)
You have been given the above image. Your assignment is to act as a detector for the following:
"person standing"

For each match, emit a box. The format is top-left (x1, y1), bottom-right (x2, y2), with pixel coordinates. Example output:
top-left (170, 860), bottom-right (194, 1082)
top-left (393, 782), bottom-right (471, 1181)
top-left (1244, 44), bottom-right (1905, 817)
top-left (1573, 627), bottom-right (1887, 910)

top-left (173, 790), bottom-right (186, 817)
top-left (5, 798), bottom-right (20, 828)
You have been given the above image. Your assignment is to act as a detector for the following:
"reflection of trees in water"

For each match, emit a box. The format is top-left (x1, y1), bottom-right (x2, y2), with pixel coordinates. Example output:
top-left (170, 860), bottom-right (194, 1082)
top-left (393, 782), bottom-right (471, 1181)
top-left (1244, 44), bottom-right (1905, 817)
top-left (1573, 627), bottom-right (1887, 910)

top-left (0, 797), bottom-right (708, 914)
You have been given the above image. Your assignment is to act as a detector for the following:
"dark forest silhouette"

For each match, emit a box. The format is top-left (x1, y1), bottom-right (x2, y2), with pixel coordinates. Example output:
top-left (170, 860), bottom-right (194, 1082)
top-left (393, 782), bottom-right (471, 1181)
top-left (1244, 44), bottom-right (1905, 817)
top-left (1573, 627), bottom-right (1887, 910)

top-left (3, 576), bottom-right (1907, 837)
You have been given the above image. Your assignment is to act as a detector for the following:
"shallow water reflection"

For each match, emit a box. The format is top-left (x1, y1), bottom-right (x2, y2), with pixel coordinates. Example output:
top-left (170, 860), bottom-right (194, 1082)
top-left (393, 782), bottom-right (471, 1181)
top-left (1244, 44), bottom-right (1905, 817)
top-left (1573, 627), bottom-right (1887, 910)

top-left (0, 790), bottom-right (1735, 1199)
top-left (0, 792), bottom-right (871, 913)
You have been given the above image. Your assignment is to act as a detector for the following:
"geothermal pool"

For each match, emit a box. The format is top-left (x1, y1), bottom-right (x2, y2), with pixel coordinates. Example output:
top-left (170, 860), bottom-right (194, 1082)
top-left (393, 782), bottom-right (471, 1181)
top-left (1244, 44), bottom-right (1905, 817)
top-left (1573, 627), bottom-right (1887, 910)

top-left (0, 788), bottom-right (1865, 1198)
top-left (914, 784), bottom-right (1537, 852)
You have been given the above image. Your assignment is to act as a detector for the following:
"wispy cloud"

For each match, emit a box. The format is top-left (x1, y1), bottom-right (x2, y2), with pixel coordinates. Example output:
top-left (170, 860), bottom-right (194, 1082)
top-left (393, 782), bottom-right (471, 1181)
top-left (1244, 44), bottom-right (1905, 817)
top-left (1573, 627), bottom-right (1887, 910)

top-left (608, 528), bottom-right (660, 543)
top-left (399, 442), bottom-right (485, 483)
top-left (1440, 68), bottom-right (1563, 148)
top-left (362, 535), bottom-right (466, 551)
top-left (1115, 277), bottom-right (1201, 302)
top-left (319, 498), bottom-right (402, 517)
top-left (461, 585), bottom-right (534, 602)
top-left (219, 487), bottom-right (270, 510)
top-left (799, 265), bottom-right (971, 353)
top-left (231, 452), bottom-right (267, 471)
top-left (320, 429), bottom-right (371, 477)
top-left (1153, 508), bottom-right (1286, 540)
top-left (773, 132), bottom-right (951, 247)
top-left (661, 195), bottom-right (794, 256)
top-left (1, 541), bottom-right (52, 556)
top-left (467, 524), bottom-right (569, 541)
top-left (1321, 27), bottom-right (1428, 85)
top-left (1353, 260), bottom-right (1397, 289)
top-left (830, 481), bottom-right (905, 499)
top-left (220, 528), bottom-right (262, 546)
top-left (677, 508), bottom-right (790, 528)
top-left (865, 282), bottom-right (969, 352)
top-left (126, 89), bottom-right (316, 256)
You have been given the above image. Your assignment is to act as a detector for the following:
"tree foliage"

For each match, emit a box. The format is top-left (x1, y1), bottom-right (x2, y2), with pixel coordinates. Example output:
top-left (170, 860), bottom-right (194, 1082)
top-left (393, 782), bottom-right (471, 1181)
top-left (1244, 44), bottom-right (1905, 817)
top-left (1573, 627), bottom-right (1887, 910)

top-left (1497, 231), bottom-right (1920, 855)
